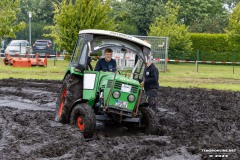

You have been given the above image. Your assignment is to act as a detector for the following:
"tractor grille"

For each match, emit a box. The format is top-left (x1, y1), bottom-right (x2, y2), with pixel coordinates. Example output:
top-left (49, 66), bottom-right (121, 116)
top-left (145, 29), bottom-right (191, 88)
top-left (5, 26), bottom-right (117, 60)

top-left (131, 85), bottom-right (138, 93)
top-left (114, 81), bottom-right (122, 89)
top-left (107, 80), bottom-right (138, 93)
top-left (107, 80), bottom-right (113, 88)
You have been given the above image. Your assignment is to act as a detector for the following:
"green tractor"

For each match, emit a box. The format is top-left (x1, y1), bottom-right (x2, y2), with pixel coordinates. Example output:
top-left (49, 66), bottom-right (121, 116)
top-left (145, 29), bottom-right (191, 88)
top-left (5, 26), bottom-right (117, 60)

top-left (55, 30), bottom-right (158, 138)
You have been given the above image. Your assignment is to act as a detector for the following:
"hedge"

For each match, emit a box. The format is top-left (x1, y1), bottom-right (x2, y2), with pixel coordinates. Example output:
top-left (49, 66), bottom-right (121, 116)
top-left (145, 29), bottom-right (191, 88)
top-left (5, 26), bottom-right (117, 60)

top-left (168, 33), bottom-right (240, 62)
top-left (189, 33), bottom-right (230, 52)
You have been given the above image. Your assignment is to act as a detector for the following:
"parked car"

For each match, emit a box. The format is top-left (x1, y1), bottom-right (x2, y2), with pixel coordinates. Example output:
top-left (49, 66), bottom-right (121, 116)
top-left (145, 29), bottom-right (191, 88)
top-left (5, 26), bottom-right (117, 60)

top-left (4, 40), bottom-right (32, 56)
top-left (32, 39), bottom-right (53, 56)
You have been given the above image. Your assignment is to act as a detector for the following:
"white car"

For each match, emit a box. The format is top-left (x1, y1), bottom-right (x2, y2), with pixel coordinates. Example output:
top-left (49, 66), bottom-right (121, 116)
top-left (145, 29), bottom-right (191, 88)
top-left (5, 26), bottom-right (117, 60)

top-left (4, 40), bottom-right (32, 56)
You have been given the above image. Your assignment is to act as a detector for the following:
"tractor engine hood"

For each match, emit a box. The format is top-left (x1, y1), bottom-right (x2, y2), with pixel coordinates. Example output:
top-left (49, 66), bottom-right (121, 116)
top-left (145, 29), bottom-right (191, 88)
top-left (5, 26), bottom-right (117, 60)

top-left (99, 72), bottom-right (140, 89)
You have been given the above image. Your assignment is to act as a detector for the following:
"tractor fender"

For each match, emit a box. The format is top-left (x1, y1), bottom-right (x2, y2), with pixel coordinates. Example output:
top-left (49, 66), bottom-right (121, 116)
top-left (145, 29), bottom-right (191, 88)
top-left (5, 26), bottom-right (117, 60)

top-left (69, 67), bottom-right (84, 76)
top-left (63, 67), bottom-right (83, 82)
top-left (72, 99), bottom-right (88, 107)
top-left (63, 71), bottom-right (71, 81)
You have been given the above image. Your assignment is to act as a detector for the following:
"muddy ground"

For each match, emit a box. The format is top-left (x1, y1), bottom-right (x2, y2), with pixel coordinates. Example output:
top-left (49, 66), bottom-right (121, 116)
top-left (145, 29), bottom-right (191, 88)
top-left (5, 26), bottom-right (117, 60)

top-left (0, 78), bottom-right (239, 160)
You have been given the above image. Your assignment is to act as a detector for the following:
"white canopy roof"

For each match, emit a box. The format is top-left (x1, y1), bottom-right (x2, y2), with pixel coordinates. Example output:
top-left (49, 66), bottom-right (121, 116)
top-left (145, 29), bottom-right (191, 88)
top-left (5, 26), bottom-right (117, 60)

top-left (79, 29), bottom-right (151, 49)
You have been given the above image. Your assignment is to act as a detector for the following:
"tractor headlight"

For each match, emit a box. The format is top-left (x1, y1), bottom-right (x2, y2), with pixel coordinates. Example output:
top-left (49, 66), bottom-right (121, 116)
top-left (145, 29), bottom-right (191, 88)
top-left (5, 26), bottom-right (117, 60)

top-left (127, 94), bottom-right (135, 102)
top-left (112, 91), bottom-right (121, 99)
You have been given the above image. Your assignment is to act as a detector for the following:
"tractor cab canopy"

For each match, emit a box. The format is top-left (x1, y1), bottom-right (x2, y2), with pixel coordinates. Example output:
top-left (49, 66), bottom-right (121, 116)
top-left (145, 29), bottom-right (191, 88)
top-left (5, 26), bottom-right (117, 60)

top-left (70, 29), bottom-right (151, 79)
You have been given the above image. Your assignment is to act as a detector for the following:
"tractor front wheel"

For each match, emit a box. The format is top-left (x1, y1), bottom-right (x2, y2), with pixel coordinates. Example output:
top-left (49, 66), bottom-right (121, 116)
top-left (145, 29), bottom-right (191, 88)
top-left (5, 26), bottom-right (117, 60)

top-left (139, 107), bottom-right (158, 135)
top-left (70, 103), bottom-right (96, 139)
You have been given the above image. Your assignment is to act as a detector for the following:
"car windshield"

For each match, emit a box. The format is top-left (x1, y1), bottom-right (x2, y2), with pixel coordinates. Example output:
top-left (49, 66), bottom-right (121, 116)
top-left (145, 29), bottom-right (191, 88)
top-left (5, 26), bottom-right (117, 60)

top-left (35, 42), bottom-right (48, 46)
top-left (35, 40), bottom-right (51, 44)
top-left (9, 41), bottom-right (27, 46)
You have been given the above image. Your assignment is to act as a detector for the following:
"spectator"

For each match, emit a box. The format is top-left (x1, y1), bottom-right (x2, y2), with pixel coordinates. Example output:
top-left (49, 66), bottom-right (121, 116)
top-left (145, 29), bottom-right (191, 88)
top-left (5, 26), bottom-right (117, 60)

top-left (143, 56), bottom-right (159, 113)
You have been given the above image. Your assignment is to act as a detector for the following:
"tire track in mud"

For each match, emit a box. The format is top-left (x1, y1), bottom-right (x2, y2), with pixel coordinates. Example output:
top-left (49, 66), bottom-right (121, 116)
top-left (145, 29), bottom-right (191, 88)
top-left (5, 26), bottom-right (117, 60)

top-left (158, 87), bottom-right (240, 159)
top-left (0, 78), bottom-right (61, 106)
top-left (0, 78), bottom-right (240, 159)
top-left (0, 107), bottom-right (83, 160)
top-left (0, 107), bottom-right (198, 160)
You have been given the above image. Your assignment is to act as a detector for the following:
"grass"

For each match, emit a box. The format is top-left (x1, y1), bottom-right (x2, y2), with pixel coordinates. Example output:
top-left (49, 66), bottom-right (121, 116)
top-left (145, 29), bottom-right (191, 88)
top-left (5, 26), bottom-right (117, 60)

top-left (0, 58), bottom-right (240, 91)
top-left (159, 63), bottom-right (240, 91)
top-left (0, 58), bottom-right (69, 80)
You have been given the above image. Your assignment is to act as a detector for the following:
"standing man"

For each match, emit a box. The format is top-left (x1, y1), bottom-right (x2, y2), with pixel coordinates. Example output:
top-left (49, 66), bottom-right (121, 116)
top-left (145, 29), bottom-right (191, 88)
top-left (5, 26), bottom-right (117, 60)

top-left (1, 40), bottom-right (7, 53)
top-left (143, 56), bottom-right (159, 113)
top-left (94, 48), bottom-right (116, 72)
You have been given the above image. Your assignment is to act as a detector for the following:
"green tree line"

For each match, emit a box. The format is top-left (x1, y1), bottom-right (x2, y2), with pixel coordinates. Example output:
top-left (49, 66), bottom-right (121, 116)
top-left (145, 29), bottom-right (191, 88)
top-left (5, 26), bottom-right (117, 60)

top-left (1, 0), bottom-right (240, 56)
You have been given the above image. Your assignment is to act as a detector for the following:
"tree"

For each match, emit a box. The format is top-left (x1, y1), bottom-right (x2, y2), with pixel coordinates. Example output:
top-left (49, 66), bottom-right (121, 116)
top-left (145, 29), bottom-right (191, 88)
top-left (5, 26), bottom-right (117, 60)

top-left (188, 14), bottom-right (229, 33)
top-left (126, 0), bottom-right (165, 35)
top-left (110, 0), bottom-right (139, 35)
top-left (172, 0), bottom-right (229, 33)
top-left (16, 22), bottom-right (48, 44)
top-left (148, 1), bottom-right (192, 52)
top-left (18, 0), bottom-right (55, 23)
top-left (15, 0), bottom-right (59, 44)
top-left (110, 0), bottom-right (164, 35)
top-left (0, 0), bottom-right (26, 41)
top-left (46, 0), bottom-right (116, 53)
top-left (111, 0), bottom-right (230, 34)
top-left (226, 2), bottom-right (240, 51)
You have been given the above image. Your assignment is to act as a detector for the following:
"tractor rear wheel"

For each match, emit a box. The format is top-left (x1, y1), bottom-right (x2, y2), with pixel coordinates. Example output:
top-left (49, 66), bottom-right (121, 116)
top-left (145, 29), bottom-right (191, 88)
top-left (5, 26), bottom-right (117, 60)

top-left (70, 103), bottom-right (96, 139)
top-left (55, 74), bottom-right (83, 123)
top-left (139, 107), bottom-right (158, 135)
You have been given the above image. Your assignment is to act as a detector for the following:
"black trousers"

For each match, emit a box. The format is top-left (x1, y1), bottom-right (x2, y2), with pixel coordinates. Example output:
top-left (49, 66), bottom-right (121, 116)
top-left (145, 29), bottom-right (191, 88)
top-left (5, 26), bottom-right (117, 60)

top-left (146, 89), bottom-right (158, 113)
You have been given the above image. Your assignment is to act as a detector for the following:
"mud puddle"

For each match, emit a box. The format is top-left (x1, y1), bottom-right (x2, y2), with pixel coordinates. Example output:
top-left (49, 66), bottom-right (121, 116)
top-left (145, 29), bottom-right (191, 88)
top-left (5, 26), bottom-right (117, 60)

top-left (0, 98), bottom-right (54, 111)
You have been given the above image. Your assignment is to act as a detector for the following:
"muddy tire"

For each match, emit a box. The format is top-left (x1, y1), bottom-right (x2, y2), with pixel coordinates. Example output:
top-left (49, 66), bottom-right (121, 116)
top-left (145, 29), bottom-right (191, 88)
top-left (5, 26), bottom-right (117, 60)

top-left (70, 103), bottom-right (96, 139)
top-left (139, 107), bottom-right (158, 135)
top-left (55, 74), bottom-right (83, 123)
top-left (139, 91), bottom-right (149, 107)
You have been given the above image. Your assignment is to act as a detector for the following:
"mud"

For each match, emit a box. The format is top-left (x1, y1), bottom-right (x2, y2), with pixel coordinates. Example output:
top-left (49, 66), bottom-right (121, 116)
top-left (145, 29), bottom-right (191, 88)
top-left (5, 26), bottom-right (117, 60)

top-left (0, 78), bottom-right (239, 159)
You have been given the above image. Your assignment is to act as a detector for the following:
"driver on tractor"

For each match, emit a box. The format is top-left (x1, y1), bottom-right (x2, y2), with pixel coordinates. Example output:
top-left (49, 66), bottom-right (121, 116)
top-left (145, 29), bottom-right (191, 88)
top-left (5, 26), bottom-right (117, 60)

top-left (94, 48), bottom-right (116, 72)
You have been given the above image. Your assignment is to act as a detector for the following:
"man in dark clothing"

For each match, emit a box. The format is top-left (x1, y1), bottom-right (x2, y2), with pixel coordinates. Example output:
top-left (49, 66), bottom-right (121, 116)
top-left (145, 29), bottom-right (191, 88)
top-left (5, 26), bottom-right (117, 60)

top-left (94, 48), bottom-right (116, 72)
top-left (143, 58), bottom-right (159, 113)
